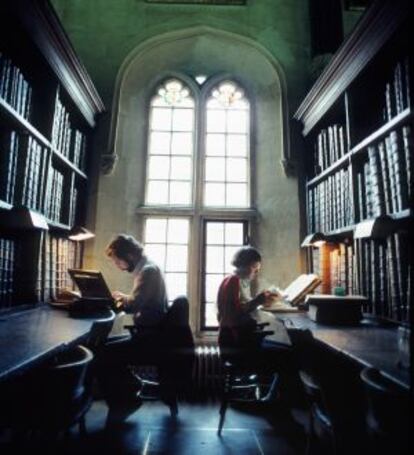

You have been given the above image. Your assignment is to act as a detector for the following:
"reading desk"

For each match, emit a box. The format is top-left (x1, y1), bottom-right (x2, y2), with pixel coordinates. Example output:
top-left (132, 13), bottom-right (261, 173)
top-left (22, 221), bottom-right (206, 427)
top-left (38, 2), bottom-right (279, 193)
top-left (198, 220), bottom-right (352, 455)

top-left (0, 305), bottom-right (97, 382)
top-left (273, 312), bottom-right (410, 390)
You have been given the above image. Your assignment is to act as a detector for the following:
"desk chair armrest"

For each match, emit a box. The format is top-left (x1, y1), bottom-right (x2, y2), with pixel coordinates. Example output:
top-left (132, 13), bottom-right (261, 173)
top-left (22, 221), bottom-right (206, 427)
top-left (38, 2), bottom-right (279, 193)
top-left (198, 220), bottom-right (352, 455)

top-left (124, 324), bottom-right (138, 335)
top-left (256, 322), bottom-right (270, 330)
top-left (253, 330), bottom-right (274, 342)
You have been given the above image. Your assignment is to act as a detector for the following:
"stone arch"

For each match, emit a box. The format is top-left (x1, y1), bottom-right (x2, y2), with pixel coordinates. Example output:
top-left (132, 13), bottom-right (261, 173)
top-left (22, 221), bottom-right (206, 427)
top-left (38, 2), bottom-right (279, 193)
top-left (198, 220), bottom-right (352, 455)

top-left (103, 25), bottom-right (292, 176)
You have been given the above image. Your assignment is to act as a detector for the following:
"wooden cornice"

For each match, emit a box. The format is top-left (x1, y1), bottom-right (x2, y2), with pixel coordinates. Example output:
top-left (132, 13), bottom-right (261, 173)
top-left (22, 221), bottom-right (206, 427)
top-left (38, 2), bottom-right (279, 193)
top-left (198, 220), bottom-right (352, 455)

top-left (294, 0), bottom-right (408, 136)
top-left (11, 0), bottom-right (105, 126)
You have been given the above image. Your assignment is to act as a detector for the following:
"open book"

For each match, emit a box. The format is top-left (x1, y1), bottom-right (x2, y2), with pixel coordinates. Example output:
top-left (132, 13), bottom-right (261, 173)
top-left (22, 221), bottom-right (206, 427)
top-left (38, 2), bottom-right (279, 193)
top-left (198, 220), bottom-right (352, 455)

top-left (263, 273), bottom-right (321, 312)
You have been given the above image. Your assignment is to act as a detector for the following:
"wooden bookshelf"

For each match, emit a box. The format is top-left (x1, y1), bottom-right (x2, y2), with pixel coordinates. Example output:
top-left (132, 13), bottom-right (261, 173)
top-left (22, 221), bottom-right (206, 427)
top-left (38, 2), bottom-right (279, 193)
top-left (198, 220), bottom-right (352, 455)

top-left (295, 0), bottom-right (412, 324)
top-left (0, 0), bottom-right (104, 310)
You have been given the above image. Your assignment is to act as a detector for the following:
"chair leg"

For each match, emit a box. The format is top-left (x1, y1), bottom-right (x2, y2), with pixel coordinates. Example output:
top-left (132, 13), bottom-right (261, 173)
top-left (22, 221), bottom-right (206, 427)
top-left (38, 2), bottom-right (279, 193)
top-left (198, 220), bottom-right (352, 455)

top-left (218, 398), bottom-right (228, 436)
top-left (169, 398), bottom-right (178, 417)
top-left (260, 373), bottom-right (279, 402)
top-left (218, 370), bottom-right (231, 435)
top-left (79, 416), bottom-right (87, 436)
top-left (305, 408), bottom-right (314, 455)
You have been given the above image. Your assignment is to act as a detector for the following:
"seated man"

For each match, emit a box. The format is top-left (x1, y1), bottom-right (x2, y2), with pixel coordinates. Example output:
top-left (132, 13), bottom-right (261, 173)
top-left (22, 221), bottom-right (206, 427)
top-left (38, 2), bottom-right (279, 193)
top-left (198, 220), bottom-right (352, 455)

top-left (96, 234), bottom-right (168, 424)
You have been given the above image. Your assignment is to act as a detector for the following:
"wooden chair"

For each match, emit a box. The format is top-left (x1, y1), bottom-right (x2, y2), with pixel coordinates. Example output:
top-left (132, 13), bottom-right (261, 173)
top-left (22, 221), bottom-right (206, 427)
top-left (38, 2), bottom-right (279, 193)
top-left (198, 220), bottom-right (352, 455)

top-left (9, 345), bottom-right (94, 437)
top-left (360, 367), bottom-right (411, 455)
top-left (126, 296), bottom-right (195, 417)
top-left (217, 322), bottom-right (291, 435)
top-left (289, 329), bottom-right (337, 454)
top-left (86, 309), bottom-right (116, 352)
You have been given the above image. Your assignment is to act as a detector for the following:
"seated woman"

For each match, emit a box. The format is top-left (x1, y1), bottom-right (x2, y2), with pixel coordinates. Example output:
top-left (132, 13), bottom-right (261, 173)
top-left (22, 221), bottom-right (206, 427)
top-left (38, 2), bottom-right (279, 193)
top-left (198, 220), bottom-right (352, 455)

top-left (217, 245), bottom-right (294, 404)
top-left (217, 245), bottom-right (278, 359)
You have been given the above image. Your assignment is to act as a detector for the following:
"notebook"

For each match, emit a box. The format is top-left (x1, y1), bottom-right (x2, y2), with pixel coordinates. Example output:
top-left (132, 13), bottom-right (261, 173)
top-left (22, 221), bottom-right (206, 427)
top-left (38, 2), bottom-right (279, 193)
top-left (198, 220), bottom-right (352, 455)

top-left (262, 273), bottom-right (321, 312)
top-left (68, 269), bottom-right (113, 300)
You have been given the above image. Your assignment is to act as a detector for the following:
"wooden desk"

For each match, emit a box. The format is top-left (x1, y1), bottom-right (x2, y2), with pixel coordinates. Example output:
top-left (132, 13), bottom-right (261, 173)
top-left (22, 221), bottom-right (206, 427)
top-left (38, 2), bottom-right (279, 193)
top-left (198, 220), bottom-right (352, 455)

top-left (0, 305), bottom-right (96, 382)
top-left (271, 312), bottom-right (410, 390)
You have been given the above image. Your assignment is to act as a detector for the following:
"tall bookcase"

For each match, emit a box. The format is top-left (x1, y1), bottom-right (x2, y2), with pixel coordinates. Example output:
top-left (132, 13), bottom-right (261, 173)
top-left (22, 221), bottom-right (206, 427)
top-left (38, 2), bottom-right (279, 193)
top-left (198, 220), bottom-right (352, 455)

top-left (0, 0), bottom-right (104, 310)
top-left (295, 0), bottom-right (412, 324)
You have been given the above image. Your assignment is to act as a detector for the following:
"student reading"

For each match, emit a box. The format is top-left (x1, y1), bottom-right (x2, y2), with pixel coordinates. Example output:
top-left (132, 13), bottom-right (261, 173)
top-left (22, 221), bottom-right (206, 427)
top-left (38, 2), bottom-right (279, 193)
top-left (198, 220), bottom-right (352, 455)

top-left (96, 234), bottom-right (168, 424)
top-left (217, 245), bottom-right (278, 351)
top-left (217, 246), bottom-right (291, 399)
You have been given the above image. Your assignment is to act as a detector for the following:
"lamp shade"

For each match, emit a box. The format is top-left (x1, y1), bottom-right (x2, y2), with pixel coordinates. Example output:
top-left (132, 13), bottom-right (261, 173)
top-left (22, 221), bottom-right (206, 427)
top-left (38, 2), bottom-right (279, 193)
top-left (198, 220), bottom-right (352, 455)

top-left (301, 232), bottom-right (326, 247)
top-left (68, 226), bottom-right (95, 241)
top-left (354, 216), bottom-right (393, 239)
top-left (0, 207), bottom-right (48, 230)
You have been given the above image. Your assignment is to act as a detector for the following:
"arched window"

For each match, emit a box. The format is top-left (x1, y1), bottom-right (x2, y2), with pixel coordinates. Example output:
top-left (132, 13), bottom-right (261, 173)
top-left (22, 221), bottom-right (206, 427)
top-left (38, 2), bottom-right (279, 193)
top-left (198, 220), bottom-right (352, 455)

top-left (146, 79), bottom-right (194, 206)
top-left (204, 81), bottom-right (250, 207)
top-left (143, 75), bottom-right (254, 329)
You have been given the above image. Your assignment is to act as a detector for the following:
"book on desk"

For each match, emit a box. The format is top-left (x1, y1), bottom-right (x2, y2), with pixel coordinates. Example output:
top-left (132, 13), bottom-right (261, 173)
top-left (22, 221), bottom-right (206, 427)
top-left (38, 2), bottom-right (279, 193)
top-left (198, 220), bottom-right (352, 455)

top-left (306, 294), bottom-right (368, 325)
top-left (261, 273), bottom-right (321, 313)
top-left (59, 269), bottom-right (117, 315)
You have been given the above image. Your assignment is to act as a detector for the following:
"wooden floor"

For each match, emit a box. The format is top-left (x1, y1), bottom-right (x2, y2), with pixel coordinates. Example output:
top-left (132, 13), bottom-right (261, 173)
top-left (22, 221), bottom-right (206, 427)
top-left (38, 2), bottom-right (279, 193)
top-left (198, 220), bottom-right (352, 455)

top-left (1, 399), bottom-right (308, 454)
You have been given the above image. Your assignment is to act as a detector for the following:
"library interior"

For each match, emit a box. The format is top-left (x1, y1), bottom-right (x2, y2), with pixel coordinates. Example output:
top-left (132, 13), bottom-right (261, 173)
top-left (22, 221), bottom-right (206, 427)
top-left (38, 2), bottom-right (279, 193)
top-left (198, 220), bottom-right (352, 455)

top-left (0, 0), bottom-right (412, 453)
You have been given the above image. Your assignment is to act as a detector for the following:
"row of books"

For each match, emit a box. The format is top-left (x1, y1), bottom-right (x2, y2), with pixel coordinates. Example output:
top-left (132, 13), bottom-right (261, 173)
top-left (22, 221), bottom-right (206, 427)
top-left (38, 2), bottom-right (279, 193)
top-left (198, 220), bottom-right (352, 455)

top-left (383, 57), bottom-right (411, 122)
top-left (42, 234), bottom-right (79, 302)
top-left (0, 238), bottom-right (16, 309)
top-left (307, 168), bottom-right (353, 233)
top-left (0, 51), bottom-right (32, 120)
top-left (51, 88), bottom-right (87, 170)
top-left (356, 126), bottom-right (412, 220)
top-left (311, 233), bottom-right (411, 323)
top-left (21, 136), bottom-right (48, 212)
top-left (1, 129), bottom-right (80, 226)
top-left (72, 130), bottom-right (87, 170)
top-left (45, 167), bottom-right (64, 223)
top-left (329, 243), bottom-right (356, 295)
top-left (69, 186), bottom-right (78, 228)
top-left (0, 130), bottom-right (19, 204)
top-left (354, 233), bottom-right (411, 322)
top-left (312, 123), bottom-right (347, 175)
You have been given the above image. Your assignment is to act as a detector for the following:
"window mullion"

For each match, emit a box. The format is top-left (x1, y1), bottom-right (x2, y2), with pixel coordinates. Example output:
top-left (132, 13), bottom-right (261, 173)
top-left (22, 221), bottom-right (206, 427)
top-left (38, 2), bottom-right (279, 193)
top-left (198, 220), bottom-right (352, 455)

top-left (194, 97), bottom-right (204, 213)
top-left (224, 108), bottom-right (228, 206)
top-left (167, 108), bottom-right (173, 204)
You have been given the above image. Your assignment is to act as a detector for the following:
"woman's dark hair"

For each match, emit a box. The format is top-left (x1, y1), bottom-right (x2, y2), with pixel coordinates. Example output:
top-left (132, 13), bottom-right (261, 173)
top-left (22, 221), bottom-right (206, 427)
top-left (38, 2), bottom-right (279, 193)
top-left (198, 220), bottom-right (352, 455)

top-left (231, 246), bottom-right (262, 268)
top-left (105, 234), bottom-right (143, 263)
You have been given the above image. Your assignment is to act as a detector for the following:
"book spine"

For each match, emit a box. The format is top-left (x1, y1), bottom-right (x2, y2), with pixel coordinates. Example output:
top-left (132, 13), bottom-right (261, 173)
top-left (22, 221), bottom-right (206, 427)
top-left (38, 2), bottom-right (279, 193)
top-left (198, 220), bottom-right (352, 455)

top-left (368, 145), bottom-right (385, 216)
top-left (389, 130), bottom-right (408, 211)
top-left (402, 125), bottom-right (413, 203)
top-left (387, 234), bottom-right (401, 320)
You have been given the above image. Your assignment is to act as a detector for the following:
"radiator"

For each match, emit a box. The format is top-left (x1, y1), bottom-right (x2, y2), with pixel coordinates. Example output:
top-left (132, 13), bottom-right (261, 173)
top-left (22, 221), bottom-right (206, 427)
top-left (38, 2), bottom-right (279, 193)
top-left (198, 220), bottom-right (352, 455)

top-left (192, 344), bottom-right (222, 398)
top-left (131, 344), bottom-right (223, 399)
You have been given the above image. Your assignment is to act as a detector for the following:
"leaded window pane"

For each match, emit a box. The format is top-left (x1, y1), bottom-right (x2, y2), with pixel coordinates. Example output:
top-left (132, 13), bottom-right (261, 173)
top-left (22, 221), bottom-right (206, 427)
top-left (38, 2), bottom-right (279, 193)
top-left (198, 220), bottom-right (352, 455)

top-left (170, 156), bottom-right (192, 181)
top-left (205, 157), bottom-right (225, 181)
top-left (206, 134), bottom-right (226, 156)
top-left (146, 79), bottom-right (194, 206)
top-left (204, 182), bottom-right (225, 206)
top-left (147, 181), bottom-right (168, 205)
top-left (204, 80), bottom-right (250, 208)
top-left (144, 217), bottom-right (190, 303)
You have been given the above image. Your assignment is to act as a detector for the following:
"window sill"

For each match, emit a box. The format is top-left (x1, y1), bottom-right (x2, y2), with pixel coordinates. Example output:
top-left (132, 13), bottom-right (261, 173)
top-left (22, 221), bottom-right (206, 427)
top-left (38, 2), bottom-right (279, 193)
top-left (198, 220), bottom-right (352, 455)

top-left (136, 205), bottom-right (258, 219)
top-left (136, 205), bottom-right (196, 216)
top-left (195, 330), bottom-right (219, 344)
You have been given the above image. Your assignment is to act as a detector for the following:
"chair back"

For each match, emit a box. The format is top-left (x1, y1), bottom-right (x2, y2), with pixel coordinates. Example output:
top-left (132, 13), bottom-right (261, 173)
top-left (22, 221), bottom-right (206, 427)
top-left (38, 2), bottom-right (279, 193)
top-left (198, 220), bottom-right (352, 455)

top-left (161, 296), bottom-right (195, 391)
top-left (86, 310), bottom-right (116, 350)
top-left (165, 295), bottom-right (190, 327)
top-left (360, 367), bottom-right (410, 437)
top-left (47, 345), bottom-right (94, 400)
